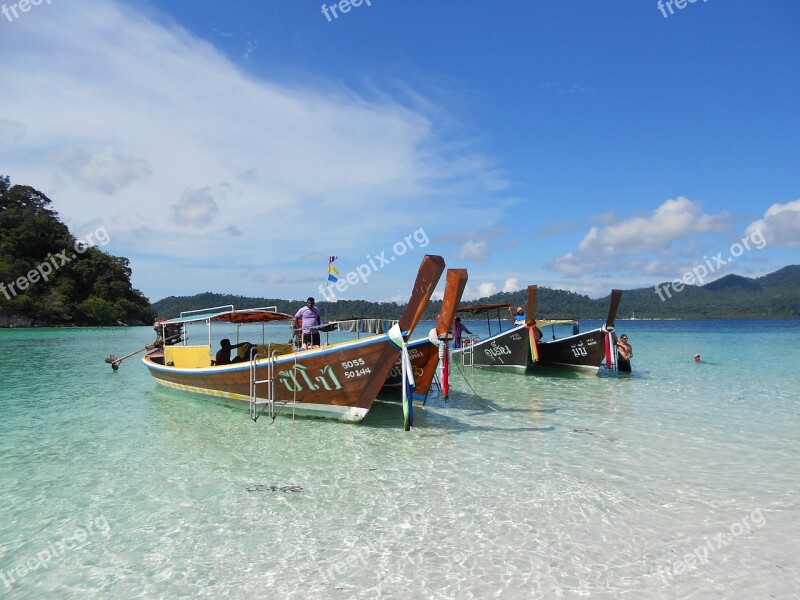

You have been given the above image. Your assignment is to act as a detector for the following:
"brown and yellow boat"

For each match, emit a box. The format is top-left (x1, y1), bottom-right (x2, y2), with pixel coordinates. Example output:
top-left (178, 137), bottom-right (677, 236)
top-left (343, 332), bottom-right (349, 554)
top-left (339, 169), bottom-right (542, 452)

top-left (142, 255), bottom-right (445, 423)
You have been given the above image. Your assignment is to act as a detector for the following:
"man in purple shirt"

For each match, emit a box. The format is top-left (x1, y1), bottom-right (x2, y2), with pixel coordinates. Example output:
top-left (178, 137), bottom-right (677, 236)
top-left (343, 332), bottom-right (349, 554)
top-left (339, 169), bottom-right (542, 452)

top-left (295, 297), bottom-right (322, 348)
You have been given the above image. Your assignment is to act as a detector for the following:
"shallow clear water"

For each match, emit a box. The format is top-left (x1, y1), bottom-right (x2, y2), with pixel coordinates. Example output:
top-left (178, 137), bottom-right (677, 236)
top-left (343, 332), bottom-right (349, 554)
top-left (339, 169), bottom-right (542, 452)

top-left (1, 320), bottom-right (798, 599)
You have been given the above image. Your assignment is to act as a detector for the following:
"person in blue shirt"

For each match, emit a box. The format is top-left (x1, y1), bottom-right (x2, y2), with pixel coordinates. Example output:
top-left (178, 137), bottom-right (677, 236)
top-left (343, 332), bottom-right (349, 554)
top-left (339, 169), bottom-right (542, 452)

top-left (512, 307), bottom-right (543, 340)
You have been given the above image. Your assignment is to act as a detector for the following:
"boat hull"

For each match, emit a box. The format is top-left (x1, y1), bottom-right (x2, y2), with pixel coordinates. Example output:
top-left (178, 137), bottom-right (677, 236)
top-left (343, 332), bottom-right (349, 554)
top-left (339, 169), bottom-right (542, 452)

top-left (141, 254), bottom-right (446, 423)
top-left (381, 336), bottom-right (441, 400)
top-left (534, 329), bottom-right (607, 372)
top-left (454, 326), bottom-right (609, 374)
top-left (144, 336), bottom-right (402, 422)
top-left (453, 326), bottom-right (530, 372)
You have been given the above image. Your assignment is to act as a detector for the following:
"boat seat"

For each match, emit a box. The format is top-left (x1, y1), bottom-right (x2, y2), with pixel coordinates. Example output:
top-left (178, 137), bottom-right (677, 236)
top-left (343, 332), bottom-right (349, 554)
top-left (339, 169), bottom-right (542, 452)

top-left (164, 345), bottom-right (211, 368)
top-left (262, 343), bottom-right (294, 356)
top-left (237, 343), bottom-right (295, 359)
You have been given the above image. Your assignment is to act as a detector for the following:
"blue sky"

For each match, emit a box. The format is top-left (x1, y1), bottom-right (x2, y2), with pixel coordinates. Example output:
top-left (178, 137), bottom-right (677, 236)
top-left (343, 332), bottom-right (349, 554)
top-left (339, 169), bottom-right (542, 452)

top-left (1, 0), bottom-right (798, 303)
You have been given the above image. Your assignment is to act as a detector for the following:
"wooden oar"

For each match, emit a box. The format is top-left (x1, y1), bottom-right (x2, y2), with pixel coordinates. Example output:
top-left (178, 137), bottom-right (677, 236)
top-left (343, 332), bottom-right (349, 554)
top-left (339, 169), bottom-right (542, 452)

top-left (104, 346), bottom-right (149, 370)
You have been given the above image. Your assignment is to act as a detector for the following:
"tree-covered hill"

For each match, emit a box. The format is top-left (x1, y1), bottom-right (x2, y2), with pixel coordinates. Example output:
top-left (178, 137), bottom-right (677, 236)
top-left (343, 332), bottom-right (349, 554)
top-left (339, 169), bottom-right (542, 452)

top-left (0, 176), bottom-right (155, 327)
top-left (152, 266), bottom-right (800, 322)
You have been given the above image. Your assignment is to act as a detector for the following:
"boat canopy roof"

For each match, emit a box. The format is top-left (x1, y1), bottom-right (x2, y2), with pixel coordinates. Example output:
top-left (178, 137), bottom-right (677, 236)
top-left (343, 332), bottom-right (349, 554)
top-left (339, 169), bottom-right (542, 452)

top-left (535, 319), bottom-right (579, 327)
top-left (456, 303), bottom-right (512, 315)
top-left (161, 305), bottom-right (293, 326)
top-left (456, 304), bottom-right (577, 327)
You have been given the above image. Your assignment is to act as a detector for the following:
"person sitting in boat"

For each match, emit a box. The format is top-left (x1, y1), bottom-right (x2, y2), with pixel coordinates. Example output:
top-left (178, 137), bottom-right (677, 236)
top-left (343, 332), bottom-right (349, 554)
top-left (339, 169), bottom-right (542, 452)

top-left (215, 339), bottom-right (253, 365)
top-left (295, 297), bottom-right (322, 349)
top-left (453, 317), bottom-right (472, 348)
top-left (513, 307), bottom-right (526, 325)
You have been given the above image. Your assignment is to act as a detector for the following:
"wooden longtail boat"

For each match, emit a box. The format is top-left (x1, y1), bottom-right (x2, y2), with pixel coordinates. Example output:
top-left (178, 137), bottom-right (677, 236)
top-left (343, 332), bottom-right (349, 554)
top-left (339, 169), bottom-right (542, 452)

top-left (453, 286), bottom-right (623, 374)
top-left (142, 255), bottom-right (445, 422)
top-left (381, 268), bottom-right (468, 401)
top-left (450, 302), bottom-right (531, 372)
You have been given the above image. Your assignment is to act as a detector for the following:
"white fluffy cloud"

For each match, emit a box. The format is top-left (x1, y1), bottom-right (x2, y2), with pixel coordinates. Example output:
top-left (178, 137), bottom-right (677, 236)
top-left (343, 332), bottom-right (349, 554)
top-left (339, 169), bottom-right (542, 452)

top-left (0, 0), bottom-right (507, 298)
top-left (746, 199), bottom-right (800, 248)
top-left (552, 197), bottom-right (730, 276)
top-left (170, 184), bottom-right (238, 227)
top-left (458, 282), bottom-right (498, 301)
top-left (502, 277), bottom-right (520, 292)
top-left (57, 146), bottom-right (151, 195)
top-left (458, 240), bottom-right (489, 260)
top-left (477, 282), bottom-right (497, 297)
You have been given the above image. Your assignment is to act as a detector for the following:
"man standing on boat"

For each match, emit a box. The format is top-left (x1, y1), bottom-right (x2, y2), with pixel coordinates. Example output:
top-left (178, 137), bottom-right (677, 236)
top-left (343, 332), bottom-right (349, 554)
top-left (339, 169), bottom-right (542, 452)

top-left (453, 316), bottom-right (471, 348)
top-left (295, 297), bottom-right (322, 349)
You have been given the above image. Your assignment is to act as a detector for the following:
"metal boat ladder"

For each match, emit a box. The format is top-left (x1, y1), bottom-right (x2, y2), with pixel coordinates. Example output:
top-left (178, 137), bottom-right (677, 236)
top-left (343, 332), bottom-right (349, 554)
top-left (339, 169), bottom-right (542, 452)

top-left (462, 339), bottom-right (474, 369)
top-left (249, 350), bottom-right (281, 422)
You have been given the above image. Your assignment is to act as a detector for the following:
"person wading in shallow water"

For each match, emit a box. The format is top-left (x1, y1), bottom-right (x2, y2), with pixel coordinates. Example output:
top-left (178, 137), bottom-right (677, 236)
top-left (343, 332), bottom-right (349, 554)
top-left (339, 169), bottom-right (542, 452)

top-left (617, 334), bottom-right (633, 372)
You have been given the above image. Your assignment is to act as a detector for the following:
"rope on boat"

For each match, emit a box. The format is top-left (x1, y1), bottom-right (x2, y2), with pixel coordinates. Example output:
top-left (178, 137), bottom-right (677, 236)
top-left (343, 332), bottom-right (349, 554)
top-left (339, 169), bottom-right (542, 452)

top-left (259, 350), bottom-right (298, 461)
top-left (452, 355), bottom-right (501, 413)
top-left (283, 354), bottom-right (298, 453)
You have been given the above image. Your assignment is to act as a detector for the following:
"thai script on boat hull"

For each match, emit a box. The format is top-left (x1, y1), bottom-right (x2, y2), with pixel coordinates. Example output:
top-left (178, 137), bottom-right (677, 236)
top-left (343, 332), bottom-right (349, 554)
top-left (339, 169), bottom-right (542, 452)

top-left (484, 344), bottom-right (513, 358)
top-left (277, 364), bottom-right (344, 393)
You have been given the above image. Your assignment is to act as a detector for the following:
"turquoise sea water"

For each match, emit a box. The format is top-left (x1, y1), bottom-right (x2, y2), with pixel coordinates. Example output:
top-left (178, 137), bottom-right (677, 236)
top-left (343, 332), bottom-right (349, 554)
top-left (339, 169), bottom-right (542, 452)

top-left (1, 319), bottom-right (799, 599)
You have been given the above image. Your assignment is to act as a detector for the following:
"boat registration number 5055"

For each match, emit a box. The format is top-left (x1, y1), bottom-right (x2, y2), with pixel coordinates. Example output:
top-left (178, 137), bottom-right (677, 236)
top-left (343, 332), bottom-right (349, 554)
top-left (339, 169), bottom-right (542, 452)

top-left (343, 358), bottom-right (372, 378)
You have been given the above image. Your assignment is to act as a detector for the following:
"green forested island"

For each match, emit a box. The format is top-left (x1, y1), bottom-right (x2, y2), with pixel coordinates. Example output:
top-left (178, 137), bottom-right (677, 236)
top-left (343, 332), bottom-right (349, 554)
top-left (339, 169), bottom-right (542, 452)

top-left (0, 176), bottom-right (155, 327)
top-left (153, 265), bottom-right (800, 322)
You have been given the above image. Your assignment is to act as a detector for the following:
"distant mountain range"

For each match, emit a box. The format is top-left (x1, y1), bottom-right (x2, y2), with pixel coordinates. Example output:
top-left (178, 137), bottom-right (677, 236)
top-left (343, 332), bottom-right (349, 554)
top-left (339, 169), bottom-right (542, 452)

top-left (152, 265), bottom-right (800, 320)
